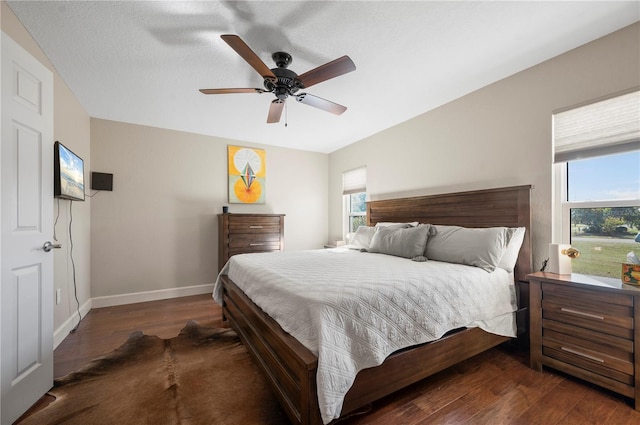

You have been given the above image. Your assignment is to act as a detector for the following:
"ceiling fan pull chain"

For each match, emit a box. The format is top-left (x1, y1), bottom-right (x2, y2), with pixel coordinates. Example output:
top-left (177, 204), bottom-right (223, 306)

top-left (285, 101), bottom-right (288, 127)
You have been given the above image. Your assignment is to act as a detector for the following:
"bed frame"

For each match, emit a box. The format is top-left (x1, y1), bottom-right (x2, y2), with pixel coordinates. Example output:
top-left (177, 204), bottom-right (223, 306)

top-left (219, 185), bottom-right (532, 424)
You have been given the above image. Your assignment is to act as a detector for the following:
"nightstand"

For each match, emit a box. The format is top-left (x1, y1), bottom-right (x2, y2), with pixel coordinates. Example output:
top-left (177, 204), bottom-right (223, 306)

top-left (528, 271), bottom-right (640, 410)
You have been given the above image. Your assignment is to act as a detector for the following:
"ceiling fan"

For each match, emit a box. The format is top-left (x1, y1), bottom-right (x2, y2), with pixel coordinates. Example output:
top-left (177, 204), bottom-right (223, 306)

top-left (200, 35), bottom-right (356, 124)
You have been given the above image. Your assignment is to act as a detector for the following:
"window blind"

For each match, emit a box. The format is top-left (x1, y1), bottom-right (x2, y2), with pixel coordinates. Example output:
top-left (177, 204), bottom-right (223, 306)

top-left (342, 166), bottom-right (367, 195)
top-left (553, 90), bottom-right (640, 163)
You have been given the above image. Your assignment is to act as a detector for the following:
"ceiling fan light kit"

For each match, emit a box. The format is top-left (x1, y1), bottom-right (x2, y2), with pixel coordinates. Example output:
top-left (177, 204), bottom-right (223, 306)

top-left (200, 35), bottom-right (355, 124)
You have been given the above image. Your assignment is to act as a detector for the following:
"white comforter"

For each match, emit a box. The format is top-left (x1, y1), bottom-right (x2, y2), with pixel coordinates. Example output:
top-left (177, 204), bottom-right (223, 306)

top-left (213, 248), bottom-right (517, 424)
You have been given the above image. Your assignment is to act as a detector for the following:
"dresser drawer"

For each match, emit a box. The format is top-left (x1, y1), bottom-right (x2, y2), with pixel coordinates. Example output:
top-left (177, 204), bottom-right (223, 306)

top-left (229, 233), bottom-right (282, 251)
top-left (228, 216), bottom-right (282, 234)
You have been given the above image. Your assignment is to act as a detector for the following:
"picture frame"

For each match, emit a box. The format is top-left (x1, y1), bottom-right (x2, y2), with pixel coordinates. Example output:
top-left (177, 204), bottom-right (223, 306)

top-left (228, 145), bottom-right (266, 204)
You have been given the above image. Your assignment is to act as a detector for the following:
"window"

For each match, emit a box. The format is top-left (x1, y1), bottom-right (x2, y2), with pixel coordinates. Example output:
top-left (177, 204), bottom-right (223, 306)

top-left (342, 166), bottom-right (367, 236)
top-left (347, 192), bottom-right (366, 233)
top-left (553, 90), bottom-right (640, 280)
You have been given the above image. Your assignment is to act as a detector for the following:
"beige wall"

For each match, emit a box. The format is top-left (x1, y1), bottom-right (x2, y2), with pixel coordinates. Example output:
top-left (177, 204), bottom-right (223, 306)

top-left (328, 22), bottom-right (640, 272)
top-left (90, 119), bottom-right (328, 298)
top-left (2, 2), bottom-right (92, 334)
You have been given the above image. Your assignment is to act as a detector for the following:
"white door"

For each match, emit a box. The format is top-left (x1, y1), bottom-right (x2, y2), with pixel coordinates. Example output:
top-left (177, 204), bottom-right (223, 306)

top-left (1, 32), bottom-right (54, 424)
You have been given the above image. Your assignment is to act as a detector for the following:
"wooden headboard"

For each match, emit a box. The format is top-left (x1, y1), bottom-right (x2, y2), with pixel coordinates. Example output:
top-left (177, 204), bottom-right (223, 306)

top-left (366, 185), bottom-right (533, 283)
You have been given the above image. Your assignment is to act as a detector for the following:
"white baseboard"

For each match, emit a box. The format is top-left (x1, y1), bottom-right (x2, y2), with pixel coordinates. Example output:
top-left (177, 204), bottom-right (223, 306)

top-left (53, 298), bottom-right (93, 349)
top-left (90, 283), bottom-right (214, 309)
top-left (52, 284), bottom-right (214, 349)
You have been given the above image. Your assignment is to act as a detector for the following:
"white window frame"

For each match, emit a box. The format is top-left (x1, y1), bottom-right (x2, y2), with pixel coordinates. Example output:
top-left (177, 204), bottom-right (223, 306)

top-left (553, 163), bottom-right (640, 245)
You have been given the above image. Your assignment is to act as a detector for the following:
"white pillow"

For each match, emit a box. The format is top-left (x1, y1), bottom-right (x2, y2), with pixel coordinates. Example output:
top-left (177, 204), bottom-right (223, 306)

top-left (425, 225), bottom-right (510, 272)
top-left (497, 227), bottom-right (526, 272)
top-left (349, 226), bottom-right (376, 250)
top-left (369, 225), bottom-right (431, 259)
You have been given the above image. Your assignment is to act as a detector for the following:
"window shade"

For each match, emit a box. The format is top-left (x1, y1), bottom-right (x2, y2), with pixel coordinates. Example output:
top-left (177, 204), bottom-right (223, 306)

top-left (553, 90), bottom-right (640, 163)
top-left (342, 166), bottom-right (367, 195)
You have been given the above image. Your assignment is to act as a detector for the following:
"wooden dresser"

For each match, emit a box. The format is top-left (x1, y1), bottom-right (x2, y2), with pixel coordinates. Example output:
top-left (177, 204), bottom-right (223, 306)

top-left (529, 271), bottom-right (640, 410)
top-left (218, 213), bottom-right (285, 272)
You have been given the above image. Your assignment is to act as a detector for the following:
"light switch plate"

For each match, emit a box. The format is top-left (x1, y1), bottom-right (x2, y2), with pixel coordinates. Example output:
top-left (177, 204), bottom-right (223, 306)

top-left (56, 288), bottom-right (61, 305)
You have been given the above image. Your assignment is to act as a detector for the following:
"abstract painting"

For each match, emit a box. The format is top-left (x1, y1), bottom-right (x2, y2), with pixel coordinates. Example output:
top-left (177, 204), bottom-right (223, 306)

top-left (228, 145), bottom-right (266, 204)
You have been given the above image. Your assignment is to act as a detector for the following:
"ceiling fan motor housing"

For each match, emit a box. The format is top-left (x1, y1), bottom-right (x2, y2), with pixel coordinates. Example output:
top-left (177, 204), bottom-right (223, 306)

top-left (263, 52), bottom-right (303, 98)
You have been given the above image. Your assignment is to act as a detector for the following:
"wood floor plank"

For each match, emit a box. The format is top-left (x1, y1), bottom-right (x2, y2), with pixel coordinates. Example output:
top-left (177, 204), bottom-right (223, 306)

top-left (412, 355), bottom-right (503, 413)
top-left (429, 357), bottom-right (534, 424)
top-left (556, 387), bottom-right (619, 425)
top-left (509, 379), bottom-right (592, 425)
top-left (464, 362), bottom-right (565, 424)
top-left (604, 403), bottom-right (640, 425)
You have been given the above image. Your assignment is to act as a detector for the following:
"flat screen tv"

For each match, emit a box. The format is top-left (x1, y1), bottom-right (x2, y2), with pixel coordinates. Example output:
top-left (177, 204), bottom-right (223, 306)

top-left (54, 141), bottom-right (85, 201)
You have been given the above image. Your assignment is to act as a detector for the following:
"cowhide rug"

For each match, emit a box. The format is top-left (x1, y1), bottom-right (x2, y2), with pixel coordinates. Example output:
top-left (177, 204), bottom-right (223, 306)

top-left (20, 321), bottom-right (289, 425)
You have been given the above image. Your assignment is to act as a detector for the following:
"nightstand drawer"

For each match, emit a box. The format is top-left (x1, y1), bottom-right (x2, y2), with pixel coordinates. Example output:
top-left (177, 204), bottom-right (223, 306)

top-left (543, 328), bottom-right (633, 376)
top-left (542, 319), bottom-right (634, 351)
top-left (541, 283), bottom-right (633, 337)
top-left (542, 282), bottom-right (634, 307)
top-left (542, 300), bottom-right (633, 338)
top-left (542, 347), bottom-right (634, 386)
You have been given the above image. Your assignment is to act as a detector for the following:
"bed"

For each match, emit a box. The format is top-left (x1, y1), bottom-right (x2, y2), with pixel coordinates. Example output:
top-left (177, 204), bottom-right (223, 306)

top-left (214, 185), bottom-right (532, 424)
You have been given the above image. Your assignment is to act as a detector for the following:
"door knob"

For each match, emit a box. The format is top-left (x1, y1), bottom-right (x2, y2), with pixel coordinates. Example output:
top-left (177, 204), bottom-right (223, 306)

top-left (42, 241), bottom-right (62, 252)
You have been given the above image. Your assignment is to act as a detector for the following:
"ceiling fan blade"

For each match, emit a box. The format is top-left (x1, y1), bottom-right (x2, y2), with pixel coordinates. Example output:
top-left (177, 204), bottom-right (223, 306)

top-left (267, 100), bottom-right (285, 123)
top-left (221, 35), bottom-right (277, 82)
top-left (296, 56), bottom-right (356, 88)
top-left (199, 88), bottom-right (266, 94)
top-left (295, 93), bottom-right (347, 115)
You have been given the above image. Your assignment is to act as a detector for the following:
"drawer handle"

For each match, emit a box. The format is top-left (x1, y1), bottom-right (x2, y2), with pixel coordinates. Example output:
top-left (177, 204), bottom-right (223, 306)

top-left (249, 225), bottom-right (264, 229)
top-left (249, 243), bottom-right (264, 246)
top-left (560, 307), bottom-right (604, 320)
top-left (560, 346), bottom-right (605, 363)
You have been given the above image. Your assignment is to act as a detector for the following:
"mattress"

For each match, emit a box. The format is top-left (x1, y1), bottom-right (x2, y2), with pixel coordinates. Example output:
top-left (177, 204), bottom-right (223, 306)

top-left (213, 248), bottom-right (517, 424)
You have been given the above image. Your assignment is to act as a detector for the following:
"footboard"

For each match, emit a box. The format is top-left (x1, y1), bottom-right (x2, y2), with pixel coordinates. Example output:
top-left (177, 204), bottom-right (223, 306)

top-left (221, 275), bottom-right (322, 425)
top-left (221, 274), bottom-right (510, 425)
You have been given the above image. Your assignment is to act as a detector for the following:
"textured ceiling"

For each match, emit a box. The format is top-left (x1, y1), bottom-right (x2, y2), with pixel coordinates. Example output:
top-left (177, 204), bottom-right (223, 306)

top-left (7, 1), bottom-right (640, 153)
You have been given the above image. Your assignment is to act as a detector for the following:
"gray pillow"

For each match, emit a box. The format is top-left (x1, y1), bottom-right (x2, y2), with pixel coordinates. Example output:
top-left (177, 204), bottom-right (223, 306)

top-left (369, 225), bottom-right (431, 259)
top-left (349, 226), bottom-right (376, 250)
top-left (497, 227), bottom-right (526, 272)
top-left (374, 221), bottom-right (419, 229)
top-left (418, 223), bottom-right (437, 236)
top-left (425, 225), bottom-right (510, 272)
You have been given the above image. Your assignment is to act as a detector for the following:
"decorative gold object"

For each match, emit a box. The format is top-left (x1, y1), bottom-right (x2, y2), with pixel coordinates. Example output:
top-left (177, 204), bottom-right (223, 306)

top-left (562, 247), bottom-right (580, 259)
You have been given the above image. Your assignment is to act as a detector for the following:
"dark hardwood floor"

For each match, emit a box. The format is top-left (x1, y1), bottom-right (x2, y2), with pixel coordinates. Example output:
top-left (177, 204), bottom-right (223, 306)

top-left (53, 294), bottom-right (222, 378)
top-left (32, 294), bottom-right (640, 424)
